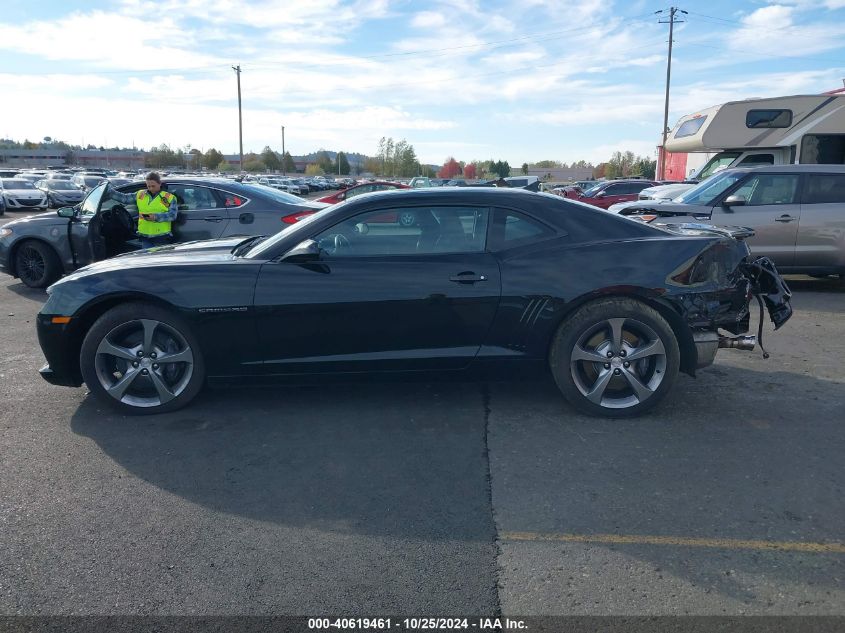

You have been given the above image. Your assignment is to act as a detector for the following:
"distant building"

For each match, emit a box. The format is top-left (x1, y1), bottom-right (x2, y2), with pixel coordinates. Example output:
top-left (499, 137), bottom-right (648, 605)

top-left (0, 148), bottom-right (145, 169)
top-left (526, 167), bottom-right (594, 182)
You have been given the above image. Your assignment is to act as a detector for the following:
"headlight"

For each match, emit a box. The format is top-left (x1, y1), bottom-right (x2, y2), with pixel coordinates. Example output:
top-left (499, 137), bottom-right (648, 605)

top-left (0, 228), bottom-right (12, 238)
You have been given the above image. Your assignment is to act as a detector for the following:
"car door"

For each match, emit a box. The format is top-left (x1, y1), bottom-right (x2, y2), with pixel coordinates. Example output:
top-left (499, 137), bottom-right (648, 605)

top-left (709, 172), bottom-right (801, 267)
top-left (67, 182), bottom-right (109, 268)
top-left (165, 183), bottom-right (229, 242)
top-left (795, 173), bottom-right (845, 271)
top-left (252, 205), bottom-right (502, 374)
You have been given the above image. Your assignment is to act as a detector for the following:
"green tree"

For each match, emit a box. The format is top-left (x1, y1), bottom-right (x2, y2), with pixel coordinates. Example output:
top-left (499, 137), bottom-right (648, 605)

top-left (315, 150), bottom-right (333, 173)
top-left (521, 162), bottom-right (529, 175)
top-left (335, 151), bottom-right (351, 175)
top-left (243, 158), bottom-right (265, 172)
top-left (490, 160), bottom-right (511, 178)
top-left (282, 151), bottom-right (296, 173)
top-left (217, 160), bottom-right (236, 172)
top-left (261, 146), bottom-right (280, 171)
top-left (203, 148), bottom-right (224, 170)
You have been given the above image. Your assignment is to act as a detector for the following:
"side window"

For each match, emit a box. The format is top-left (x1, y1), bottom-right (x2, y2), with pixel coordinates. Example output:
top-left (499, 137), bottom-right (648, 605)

top-left (804, 174), bottom-right (845, 204)
top-left (167, 185), bottom-right (220, 210)
top-left (737, 154), bottom-right (775, 166)
top-left (346, 185), bottom-right (373, 198)
top-left (603, 184), bottom-right (624, 195)
top-left (314, 206), bottom-right (489, 257)
top-left (800, 134), bottom-right (845, 164)
top-left (732, 175), bottom-right (799, 206)
top-left (489, 209), bottom-right (555, 250)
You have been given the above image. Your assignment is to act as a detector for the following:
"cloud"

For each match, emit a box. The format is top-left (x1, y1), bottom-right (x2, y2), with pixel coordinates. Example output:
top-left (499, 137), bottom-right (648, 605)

top-left (411, 11), bottom-right (447, 29)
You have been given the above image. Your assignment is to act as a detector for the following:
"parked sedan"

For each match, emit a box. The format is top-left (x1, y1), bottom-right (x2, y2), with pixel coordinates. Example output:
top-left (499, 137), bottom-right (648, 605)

top-left (36, 179), bottom-right (85, 207)
top-left (316, 181), bottom-right (410, 205)
top-left (35, 188), bottom-right (791, 418)
top-left (564, 180), bottom-right (659, 209)
top-left (1, 178), bottom-right (48, 212)
top-left (612, 165), bottom-right (845, 277)
top-left (0, 178), bottom-right (328, 288)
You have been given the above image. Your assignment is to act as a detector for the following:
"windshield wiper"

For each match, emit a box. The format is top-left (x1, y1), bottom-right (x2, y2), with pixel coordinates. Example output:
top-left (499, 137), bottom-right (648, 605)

top-left (232, 235), bottom-right (267, 257)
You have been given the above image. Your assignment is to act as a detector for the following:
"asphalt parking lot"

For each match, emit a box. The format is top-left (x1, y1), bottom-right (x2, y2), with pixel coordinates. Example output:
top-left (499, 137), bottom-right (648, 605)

top-left (1, 207), bottom-right (843, 617)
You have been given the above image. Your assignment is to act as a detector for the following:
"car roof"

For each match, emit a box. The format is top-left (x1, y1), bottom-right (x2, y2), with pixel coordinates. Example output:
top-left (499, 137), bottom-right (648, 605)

top-left (340, 186), bottom-right (555, 205)
top-left (723, 164), bottom-right (845, 174)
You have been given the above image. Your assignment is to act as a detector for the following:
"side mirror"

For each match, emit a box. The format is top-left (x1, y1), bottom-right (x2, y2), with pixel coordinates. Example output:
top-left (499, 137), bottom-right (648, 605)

top-left (723, 195), bottom-right (746, 207)
top-left (281, 239), bottom-right (320, 263)
top-left (56, 207), bottom-right (76, 218)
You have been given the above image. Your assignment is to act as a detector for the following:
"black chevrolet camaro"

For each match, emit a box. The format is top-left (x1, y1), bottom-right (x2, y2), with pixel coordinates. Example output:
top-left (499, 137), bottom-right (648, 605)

top-left (36, 188), bottom-right (792, 417)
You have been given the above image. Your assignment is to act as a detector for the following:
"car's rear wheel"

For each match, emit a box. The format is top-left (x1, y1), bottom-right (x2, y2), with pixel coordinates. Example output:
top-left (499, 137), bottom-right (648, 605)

top-left (80, 303), bottom-right (206, 415)
top-left (15, 240), bottom-right (61, 288)
top-left (549, 298), bottom-right (680, 418)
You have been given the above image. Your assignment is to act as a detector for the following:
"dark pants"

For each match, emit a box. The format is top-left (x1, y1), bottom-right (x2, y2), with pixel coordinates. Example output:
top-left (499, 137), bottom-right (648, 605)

top-left (140, 234), bottom-right (172, 249)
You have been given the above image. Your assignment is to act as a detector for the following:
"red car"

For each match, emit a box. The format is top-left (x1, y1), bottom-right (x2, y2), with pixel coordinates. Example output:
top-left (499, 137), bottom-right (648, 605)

top-left (564, 180), bottom-right (659, 209)
top-left (316, 181), bottom-right (409, 205)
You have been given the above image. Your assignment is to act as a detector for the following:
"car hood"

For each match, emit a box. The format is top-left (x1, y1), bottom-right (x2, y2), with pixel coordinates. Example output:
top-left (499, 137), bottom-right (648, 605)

top-left (3, 188), bottom-right (45, 197)
top-left (53, 236), bottom-right (249, 284)
top-left (3, 210), bottom-right (68, 229)
top-left (608, 200), bottom-right (712, 217)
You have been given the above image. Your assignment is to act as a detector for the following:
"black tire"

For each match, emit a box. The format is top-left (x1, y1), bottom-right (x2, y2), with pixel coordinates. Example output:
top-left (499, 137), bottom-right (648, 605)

top-left (549, 298), bottom-right (680, 418)
top-left (14, 240), bottom-right (62, 288)
top-left (80, 302), bottom-right (206, 415)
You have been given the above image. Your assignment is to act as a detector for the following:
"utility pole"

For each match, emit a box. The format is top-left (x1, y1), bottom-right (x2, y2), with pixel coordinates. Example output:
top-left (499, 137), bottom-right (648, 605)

top-left (658, 7), bottom-right (686, 179)
top-left (281, 125), bottom-right (286, 176)
top-left (232, 65), bottom-right (243, 172)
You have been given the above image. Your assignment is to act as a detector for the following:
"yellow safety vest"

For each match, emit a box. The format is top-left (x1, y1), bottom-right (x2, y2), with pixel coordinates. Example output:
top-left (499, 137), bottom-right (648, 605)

top-left (136, 190), bottom-right (176, 236)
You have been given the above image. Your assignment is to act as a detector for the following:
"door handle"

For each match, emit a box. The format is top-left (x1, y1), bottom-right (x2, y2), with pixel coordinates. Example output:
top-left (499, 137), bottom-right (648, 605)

top-left (203, 216), bottom-right (224, 222)
top-left (774, 215), bottom-right (796, 223)
top-left (449, 272), bottom-right (488, 284)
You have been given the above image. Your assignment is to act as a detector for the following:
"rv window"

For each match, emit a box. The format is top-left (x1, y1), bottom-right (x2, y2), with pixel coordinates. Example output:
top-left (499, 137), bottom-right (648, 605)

top-left (674, 116), bottom-right (707, 138)
top-left (746, 109), bottom-right (792, 128)
top-left (800, 135), bottom-right (845, 165)
top-left (737, 154), bottom-right (775, 166)
top-left (804, 174), bottom-right (845, 204)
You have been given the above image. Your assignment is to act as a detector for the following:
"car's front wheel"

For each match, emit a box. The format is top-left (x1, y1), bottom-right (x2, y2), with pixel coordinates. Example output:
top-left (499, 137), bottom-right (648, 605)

top-left (15, 240), bottom-right (61, 288)
top-left (549, 298), bottom-right (680, 418)
top-left (80, 303), bottom-right (206, 415)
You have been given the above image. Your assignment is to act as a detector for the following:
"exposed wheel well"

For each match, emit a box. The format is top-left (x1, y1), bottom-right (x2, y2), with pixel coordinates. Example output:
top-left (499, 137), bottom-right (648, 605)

top-left (549, 293), bottom-right (698, 377)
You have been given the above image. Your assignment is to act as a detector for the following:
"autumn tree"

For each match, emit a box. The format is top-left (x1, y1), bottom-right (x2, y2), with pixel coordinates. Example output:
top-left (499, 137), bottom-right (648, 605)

top-left (438, 157), bottom-right (462, 179)
top-left (305, 164), bottom-right (325, 176)
top-left (463, 163), bottom-right (477, 180)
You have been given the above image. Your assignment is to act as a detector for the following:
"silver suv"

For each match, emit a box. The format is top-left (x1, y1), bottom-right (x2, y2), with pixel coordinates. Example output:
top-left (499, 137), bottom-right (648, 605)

top-left (614, 165), bottom-right (845, 276)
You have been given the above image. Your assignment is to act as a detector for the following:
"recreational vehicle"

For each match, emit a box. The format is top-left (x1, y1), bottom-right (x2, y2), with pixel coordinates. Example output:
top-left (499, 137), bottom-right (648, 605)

top-left (662, 93), bottom-right (845, 180)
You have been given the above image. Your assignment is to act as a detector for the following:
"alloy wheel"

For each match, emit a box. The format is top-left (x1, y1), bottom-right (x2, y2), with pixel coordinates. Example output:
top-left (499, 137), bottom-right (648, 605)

top-left (17, 246), bottom-right (46, 286)
top-left (93, 318), bottom-right (195, 408)
top-left (570, 317), bottom-right (667, 409)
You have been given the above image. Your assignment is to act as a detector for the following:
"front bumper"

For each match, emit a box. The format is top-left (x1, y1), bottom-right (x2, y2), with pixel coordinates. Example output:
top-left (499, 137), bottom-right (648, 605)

top-left (36, 314), bottom-right (83, 387)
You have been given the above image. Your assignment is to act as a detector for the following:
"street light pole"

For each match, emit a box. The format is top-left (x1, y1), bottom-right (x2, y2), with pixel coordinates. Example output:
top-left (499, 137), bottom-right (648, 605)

top-left (281, 125), bottom-right (286, 176)
top-left (658, 7), bottom-right (686, 180)
top-left (232, 65), bottom-right (243, 172)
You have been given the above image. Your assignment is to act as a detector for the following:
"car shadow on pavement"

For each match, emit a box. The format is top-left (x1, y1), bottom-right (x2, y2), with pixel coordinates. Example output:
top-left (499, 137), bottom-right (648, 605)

top-left (5, 280), bottom-right (48, 302)
top-left (486, 364), bottom-right (845, 611)
top-left (69, 381), bottom-right (496, 543)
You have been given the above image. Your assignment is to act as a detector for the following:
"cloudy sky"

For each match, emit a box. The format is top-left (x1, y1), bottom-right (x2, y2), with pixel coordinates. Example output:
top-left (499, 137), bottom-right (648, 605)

top-left (1, 0), bottom-right (844, 165)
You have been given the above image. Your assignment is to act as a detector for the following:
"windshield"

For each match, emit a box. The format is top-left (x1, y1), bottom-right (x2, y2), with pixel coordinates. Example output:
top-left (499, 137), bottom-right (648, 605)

top-left (80, 182), bottom-right (108, 217)
top-left (676, 170), bottom-right (746, 206)
top-left (2, 179), bottom-right (36, 189)
top-left (581, 184), bottom-right (603, 197)
top-left (242, 183), bottom-right (310, 205)
top-left (46, 181), bottom-right (78, 190)
top-left (245, 204), bottom-right (340, 259)
top-left (694, 152), bottom-right (741, 179)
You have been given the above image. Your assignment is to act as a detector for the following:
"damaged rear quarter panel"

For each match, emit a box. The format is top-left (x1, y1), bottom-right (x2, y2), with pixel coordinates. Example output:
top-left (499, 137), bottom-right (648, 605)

top-left (484, 235), bottom-right (754, 362)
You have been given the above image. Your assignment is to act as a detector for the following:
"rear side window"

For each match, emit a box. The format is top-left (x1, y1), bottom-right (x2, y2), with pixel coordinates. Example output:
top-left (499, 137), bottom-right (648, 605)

top-left (674, 116), bottom-right (707, 138)
top-left (746, 109), bottom-right (792, 128)
top-left (804, 174), bottom-right (845, 204)
top-left (489, 209), bottom-right (555, 250)
top-left (737, 154), bottom-right (775, 166)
